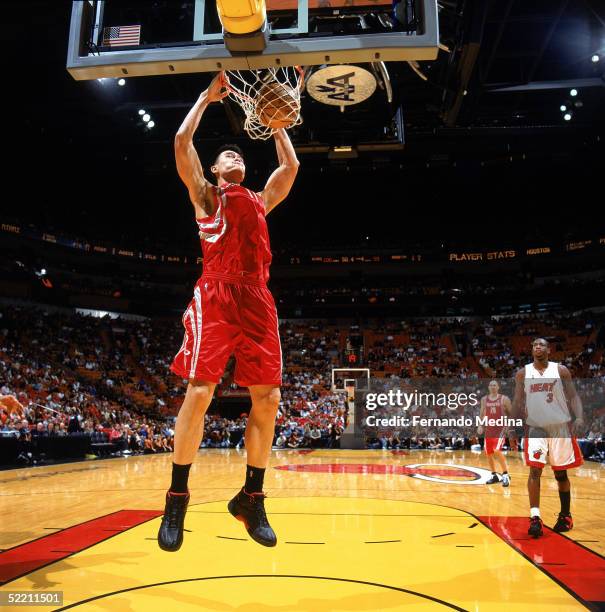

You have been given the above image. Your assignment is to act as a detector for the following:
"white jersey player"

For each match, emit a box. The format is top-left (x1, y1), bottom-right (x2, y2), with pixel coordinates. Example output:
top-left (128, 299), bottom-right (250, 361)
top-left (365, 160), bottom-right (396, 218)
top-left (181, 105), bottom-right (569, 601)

top-left (512, 338), bottom-right (584, 538)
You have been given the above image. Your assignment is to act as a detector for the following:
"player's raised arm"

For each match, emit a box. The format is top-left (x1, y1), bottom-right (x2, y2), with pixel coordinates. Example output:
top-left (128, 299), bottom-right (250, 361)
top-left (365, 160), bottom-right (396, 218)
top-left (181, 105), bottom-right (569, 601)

top-left (175, 72), bottom-right (228, 214)
top-left (259, 128), bottom-right (300, 215)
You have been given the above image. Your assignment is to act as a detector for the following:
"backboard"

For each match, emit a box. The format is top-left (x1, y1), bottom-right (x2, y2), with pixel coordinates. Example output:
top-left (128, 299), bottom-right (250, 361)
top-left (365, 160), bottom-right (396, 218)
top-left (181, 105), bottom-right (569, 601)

top-left (66, 0), bottom-right (439, 80)
top-left (331, 368), bottom-right (370, 394)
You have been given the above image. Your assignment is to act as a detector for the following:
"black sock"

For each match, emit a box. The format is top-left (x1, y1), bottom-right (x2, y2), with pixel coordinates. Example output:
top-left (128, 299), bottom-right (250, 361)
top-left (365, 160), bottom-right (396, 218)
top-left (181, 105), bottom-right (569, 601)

top-left (492, 471), bottom-right (497, 475)
top-left (245, 465), bottom-right (265, 494)
top-left (170, 463), bottom-right (191, 494)
top-left (503, 471), bottom-right (508, 475)
top-left (559, 490), bottom-right (571, 515)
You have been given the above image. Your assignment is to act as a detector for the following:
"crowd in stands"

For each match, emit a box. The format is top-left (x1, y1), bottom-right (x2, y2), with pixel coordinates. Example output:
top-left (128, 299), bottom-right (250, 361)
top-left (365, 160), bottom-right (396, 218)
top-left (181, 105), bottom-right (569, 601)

top-left (1, 304), bottom-right (604, 466)
top-left (0, 306), bottom-right (349, 464)
top-left (364, 319), bottom-right (476, 378)
top-left (471, 313), bottom-right (602, 377)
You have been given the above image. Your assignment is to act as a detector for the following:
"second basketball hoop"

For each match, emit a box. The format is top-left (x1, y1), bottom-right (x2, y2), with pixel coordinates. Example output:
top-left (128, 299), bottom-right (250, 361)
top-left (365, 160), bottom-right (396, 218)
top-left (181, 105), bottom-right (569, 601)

top-left (225, 67), bottom-right (304, 140)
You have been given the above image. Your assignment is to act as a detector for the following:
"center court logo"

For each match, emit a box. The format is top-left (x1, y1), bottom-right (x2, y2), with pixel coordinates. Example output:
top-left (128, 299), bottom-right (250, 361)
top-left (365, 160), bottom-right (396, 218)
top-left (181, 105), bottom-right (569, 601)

top-left (404, 464), bottom-right (494, 485)
top-left (275, 463), bottom-right (494, 485)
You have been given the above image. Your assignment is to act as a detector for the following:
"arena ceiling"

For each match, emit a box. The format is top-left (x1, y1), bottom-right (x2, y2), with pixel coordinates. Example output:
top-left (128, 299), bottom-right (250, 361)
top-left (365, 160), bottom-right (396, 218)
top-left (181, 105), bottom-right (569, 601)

top-left (2, 0), bottom-right (604, 250)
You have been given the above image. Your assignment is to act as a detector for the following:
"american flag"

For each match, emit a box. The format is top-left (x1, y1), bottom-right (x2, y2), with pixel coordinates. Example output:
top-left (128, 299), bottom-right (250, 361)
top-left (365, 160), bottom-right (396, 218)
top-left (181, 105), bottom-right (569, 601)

top-left (102, 25), bottom-right (141, 47)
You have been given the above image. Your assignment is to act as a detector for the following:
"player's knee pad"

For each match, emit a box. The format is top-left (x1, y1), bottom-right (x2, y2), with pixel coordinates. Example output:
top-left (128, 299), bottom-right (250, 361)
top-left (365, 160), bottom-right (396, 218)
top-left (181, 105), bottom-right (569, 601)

top-left (554, 470), bottom-right (568, 482)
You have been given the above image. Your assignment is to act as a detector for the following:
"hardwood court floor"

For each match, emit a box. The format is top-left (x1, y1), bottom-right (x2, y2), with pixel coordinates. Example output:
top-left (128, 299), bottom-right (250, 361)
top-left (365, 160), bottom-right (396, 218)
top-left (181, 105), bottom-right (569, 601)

top-left (1, 449), bottom-right (604, 611)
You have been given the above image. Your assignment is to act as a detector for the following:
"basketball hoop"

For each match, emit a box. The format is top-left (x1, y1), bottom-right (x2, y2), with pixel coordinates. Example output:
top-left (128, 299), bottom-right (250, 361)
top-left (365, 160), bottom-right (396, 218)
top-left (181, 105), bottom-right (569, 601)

top-left (225, 67), bottom-right (304, 140)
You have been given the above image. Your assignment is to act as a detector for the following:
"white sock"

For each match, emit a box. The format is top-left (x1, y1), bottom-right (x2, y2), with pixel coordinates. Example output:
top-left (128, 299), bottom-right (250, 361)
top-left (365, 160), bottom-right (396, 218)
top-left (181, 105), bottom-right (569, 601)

top-left (530, 507), bottom-right (540, 518)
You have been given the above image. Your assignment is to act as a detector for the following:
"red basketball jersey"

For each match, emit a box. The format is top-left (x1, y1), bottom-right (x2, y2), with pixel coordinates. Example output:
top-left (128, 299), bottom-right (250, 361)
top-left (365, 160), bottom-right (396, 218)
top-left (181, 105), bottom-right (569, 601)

top-left (484, 394), bottom-right (504, 437)
top-left (196, 183), bottom-right (272, 283)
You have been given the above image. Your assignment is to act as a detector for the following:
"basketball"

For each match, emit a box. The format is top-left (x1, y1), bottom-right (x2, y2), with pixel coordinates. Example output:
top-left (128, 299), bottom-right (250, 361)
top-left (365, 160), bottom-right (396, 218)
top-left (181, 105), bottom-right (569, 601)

top-left (255, 81), bottom-right (300, 129)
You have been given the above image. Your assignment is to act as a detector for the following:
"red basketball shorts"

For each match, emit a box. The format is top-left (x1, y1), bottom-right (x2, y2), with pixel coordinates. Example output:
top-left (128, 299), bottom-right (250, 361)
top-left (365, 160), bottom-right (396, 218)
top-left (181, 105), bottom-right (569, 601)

top-left (484, 434), bottom-right (505, 455)
top-left (170, 276), bottom-right (282, 386)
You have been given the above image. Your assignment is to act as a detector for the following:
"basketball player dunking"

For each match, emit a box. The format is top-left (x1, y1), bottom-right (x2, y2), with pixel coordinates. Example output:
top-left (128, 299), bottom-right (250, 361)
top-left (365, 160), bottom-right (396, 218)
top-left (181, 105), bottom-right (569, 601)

top-left (158, 73), bottom-right (299, 551)
top-left (512, 338), bottom-right (584, 538)
top-left (477, 380), bottom-right (511, 487)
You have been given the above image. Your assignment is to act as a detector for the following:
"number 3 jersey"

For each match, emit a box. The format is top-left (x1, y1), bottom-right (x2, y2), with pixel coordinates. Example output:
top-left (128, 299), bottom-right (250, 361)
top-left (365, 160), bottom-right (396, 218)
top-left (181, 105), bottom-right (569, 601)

top-left (524, 361), bottom-right (571, 428)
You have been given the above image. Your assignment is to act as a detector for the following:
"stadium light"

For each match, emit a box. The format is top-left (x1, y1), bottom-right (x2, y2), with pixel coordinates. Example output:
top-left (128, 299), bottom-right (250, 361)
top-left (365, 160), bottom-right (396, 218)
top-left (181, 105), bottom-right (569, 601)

top-left (40, 268), bottom-right (46, 276)
top-left (570, 89), bottom-right (578, 97)
top-left (138, 109), bottom-right (146, 116)
top-left (564, 113), bottom-right (572, 121)
top-left (560, 105), bottom-right (567, 112)
top-left (143, 114), bottom-right (151, 122)
top-left (118, 78), bottom-right (126, 86)
top-left (592, 54), bottom-right (600, 63)
top-left (147, 121), bottom-right (155, 128)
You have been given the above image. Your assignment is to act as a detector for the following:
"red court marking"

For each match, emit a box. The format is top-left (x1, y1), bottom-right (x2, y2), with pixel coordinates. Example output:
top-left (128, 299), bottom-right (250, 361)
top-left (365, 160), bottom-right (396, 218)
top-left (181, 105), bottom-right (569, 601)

top-left (0, 510), bottom-right (162, 584)
top-left (296, 450), bottom-right (315, 455)
top-left (478, 516), bottom-right (605, 604)
top-left (391, 450), bottom-right (409, 455)
top-left (274, 463), bottom-right (475, 478)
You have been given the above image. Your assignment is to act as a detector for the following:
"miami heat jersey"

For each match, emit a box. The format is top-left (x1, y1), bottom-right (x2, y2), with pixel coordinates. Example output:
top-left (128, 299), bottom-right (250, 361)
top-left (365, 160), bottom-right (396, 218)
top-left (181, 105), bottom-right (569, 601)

top-left (524, 361), bottom-right (571, 427)
top-left (196, 183), bottom-right (272, 284)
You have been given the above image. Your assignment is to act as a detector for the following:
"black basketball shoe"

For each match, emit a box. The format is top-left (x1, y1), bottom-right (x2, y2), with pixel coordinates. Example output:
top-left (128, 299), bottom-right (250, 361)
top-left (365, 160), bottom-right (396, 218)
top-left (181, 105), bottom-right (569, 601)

top-left (528, 516), bottom-right (543, 538)
top-left (485, 473), bottom-right (500, 485)
top-left (553, 513), bottom-right (573, 533)
top-left (228, 488), bottom-right (277, 547)
top-left (158, 491), bottom-right (189, 552)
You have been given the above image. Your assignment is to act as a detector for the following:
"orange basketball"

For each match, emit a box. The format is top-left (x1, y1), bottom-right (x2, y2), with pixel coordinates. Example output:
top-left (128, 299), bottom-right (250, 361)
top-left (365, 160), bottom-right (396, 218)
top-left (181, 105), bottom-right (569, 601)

top-left (256, 81), bottom-right (300, 129)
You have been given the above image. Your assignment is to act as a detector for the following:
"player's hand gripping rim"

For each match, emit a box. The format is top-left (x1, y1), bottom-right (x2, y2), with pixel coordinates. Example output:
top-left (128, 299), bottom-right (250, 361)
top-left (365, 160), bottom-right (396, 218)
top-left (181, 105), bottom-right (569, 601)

top-left (206, 72), bottom-right (230, 103)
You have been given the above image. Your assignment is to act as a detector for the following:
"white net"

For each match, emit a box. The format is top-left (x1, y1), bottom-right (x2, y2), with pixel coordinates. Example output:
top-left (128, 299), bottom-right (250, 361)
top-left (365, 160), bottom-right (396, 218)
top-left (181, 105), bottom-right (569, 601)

top-left (225, 67), bottom-right (304, 140)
